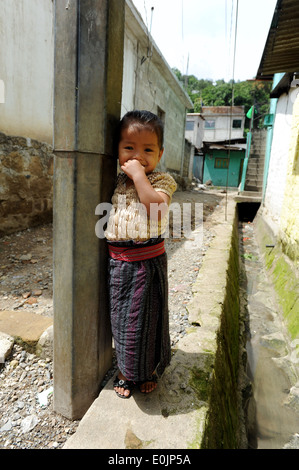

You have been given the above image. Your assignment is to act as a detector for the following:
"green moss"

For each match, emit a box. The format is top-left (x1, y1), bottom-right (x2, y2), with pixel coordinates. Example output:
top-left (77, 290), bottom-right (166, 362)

top-left (256, 216), bottom-right (299, 340)
top-left (189, 365), bottom-right (212, 402)
top-left (200, 213), bottom-right (242, 449)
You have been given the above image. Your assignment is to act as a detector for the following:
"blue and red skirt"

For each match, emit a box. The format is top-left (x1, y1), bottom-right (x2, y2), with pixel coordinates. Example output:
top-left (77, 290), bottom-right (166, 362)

top-left (107, 237), bottom-right (171, 383)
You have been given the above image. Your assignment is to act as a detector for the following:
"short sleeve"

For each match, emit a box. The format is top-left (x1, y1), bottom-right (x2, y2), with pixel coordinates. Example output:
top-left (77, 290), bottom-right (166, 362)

top-left (149, 172), bottom-right (177, 199)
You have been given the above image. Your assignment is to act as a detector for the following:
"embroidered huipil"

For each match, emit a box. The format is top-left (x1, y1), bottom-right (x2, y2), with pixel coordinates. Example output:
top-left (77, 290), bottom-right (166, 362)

top-left (105, 171), bottom-right (177, 242)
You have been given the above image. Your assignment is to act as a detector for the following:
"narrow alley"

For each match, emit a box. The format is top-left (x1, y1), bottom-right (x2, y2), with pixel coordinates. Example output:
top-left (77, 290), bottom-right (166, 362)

top-left (239, 208), bottom-right (299, 449)
top-left (0, 187), bottom-right (222, 449)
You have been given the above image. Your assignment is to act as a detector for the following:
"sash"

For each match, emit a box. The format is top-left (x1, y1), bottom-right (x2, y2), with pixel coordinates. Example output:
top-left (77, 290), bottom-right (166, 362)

top-left (108, 240), bottom-right (165, 262)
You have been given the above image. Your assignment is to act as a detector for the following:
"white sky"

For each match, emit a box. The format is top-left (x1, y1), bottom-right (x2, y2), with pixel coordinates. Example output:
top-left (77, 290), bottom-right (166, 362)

top-left (132, 0), bottom-right (277, 82)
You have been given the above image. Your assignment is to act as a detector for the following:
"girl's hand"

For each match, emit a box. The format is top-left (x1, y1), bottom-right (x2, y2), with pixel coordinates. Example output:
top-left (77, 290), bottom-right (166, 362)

top-left (121, 159), bottom-right (146, 181)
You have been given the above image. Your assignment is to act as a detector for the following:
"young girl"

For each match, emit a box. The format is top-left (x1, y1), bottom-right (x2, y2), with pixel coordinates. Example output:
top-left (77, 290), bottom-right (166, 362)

top-left (105, 110), bottom-right (177, 398)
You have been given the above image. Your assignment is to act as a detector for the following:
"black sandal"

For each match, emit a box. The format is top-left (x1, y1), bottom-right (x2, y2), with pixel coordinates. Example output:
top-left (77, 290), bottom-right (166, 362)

top-left (113, 375), bottom-right (134, 399)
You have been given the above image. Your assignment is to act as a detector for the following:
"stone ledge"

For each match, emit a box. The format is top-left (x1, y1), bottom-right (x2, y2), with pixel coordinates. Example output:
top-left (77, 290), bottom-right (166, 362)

top-left (0, 310), bottom-right (52, 353)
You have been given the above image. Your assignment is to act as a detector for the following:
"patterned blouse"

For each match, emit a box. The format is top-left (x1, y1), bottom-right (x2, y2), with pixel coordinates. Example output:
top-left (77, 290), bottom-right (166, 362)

top-left (105, 171), bottom-right (177, 241)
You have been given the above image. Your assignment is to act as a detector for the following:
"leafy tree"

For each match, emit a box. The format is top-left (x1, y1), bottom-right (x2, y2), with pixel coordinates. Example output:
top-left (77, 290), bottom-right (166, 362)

top-left (173, 68), bottom-right (272, 129)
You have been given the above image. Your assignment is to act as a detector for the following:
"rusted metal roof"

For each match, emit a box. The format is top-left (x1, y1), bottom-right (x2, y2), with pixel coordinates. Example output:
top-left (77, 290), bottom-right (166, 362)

top-left (202, 106), bottom-right (244, 115)
top-left (256, 0), bottom-right (299, 79)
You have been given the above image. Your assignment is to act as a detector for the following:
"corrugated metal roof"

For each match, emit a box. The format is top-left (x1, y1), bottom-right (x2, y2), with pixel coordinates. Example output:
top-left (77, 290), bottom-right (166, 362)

top-left (201, 106), bottom-right (244, 115)
top-left (256, 0), bottom-right (299, 79)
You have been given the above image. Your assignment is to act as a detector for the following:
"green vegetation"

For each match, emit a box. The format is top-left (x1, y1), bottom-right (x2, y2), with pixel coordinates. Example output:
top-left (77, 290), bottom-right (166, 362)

top-left (172, 68), bottom-right (272, 132)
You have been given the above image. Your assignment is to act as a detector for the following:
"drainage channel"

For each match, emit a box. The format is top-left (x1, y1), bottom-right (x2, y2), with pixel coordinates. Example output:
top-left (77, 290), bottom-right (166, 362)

top-left (238, 203), bottom-right (299, 449)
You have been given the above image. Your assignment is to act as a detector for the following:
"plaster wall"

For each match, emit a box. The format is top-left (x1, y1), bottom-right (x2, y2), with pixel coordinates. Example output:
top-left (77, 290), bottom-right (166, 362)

top-left (263, 92), bottom-right (295, 235)
top-left (0, 0), bottom-right (54, 143)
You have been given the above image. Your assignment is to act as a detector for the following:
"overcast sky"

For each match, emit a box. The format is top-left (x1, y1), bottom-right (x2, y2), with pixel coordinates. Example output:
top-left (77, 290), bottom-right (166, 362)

top-left (132, 0), bottom-right (277, 82)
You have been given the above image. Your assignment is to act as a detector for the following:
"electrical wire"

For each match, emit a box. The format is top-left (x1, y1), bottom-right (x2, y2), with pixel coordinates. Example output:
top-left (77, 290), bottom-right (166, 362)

top-left (225, 0), bottom-right (239, 221)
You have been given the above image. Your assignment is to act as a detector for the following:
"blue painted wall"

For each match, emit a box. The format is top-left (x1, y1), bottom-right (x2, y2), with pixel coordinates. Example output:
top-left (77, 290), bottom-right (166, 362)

top-left (203, 149), bottom-right (245, 187)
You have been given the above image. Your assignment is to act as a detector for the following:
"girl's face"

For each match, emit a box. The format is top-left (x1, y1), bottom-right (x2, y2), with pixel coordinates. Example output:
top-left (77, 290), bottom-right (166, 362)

top-left (118, 125), bottom-right (164, 174)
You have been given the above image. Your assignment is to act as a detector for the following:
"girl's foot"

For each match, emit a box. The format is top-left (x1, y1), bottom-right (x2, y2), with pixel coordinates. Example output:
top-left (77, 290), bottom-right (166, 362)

top-left (113, 372), bottom-right (134, 398)
top-left (139, 375), bottom-right (157, 394)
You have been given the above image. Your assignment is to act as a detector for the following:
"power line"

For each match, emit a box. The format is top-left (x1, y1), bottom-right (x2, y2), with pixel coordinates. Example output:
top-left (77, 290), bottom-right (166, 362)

top-left (225, 0), bottom-right (239, 221)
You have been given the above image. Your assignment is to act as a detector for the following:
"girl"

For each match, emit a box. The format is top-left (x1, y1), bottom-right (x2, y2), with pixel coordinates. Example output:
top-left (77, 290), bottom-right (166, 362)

top-left (105, 110), bottom-right (177, 398)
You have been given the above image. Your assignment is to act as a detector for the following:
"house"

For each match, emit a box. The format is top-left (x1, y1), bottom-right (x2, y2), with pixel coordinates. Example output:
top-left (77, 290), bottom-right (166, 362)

top-left (249, 0), bottom-right (299, 344)
top-left (201, 106), bottom-right (245, 142)
top-left (255, 0), bottom-right (299, 263)
top-left (0, 0), bottom-right (192, 234)
top-left (185, 113), bottom-right (205, 149)
top-left (185, 107), bottom-right (246, 186)
top-left (202, 139), bottom-right (246, 187)
top-left (123, 1), bottom-right (193, 175)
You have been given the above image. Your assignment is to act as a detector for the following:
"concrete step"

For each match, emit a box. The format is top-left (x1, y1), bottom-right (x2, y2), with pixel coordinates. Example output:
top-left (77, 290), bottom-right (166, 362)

top-left (0, 310), bottom-right (53, 353)
top-left (235, 191), bottom-right (262, 202)
top-left (246, 176), bottom-right (263, 184)
top-left (244, 184), bottom-right (263, 192)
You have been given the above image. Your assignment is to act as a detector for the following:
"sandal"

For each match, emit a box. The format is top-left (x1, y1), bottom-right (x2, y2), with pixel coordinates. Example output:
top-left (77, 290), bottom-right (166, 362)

top-left (139, 374), bottom-right (158, 394)
top-left (113, 375), bottom-right (134, 399)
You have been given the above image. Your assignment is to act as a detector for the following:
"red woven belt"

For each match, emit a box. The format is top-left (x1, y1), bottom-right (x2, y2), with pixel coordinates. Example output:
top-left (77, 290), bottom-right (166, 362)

top-left (108, 240), bottom-right (165, 262)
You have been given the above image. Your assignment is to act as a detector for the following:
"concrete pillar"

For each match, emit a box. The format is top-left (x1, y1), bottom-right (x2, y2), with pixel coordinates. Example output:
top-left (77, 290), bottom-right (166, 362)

top-left (53, 0), bottom-right (124, 420)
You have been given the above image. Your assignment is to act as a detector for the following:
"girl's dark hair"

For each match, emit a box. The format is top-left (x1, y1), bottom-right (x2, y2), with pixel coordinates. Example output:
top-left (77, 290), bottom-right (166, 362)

top-left (118, 110), bottom-right (164, 149)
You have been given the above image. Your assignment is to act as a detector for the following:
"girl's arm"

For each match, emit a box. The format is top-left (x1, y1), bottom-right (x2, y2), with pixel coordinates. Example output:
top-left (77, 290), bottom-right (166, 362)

top-left (121, 160), bottom-right (170, 220)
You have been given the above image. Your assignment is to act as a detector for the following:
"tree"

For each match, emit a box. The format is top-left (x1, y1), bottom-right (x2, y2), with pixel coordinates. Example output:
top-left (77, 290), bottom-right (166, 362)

top-left (172, 68), bottom-right (272, 129)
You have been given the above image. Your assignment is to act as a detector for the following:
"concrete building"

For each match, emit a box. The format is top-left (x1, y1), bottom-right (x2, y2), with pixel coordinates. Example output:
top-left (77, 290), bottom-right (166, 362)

top-left (201, 106), bottom-right (245, 143)
top-left (0, 0), bottom-right (191, 171)
top-left (251, 0), bottom-right (299, 346)
top-left (256, 0), bottom-right (299, 263)
top-left (202, 140), bottom-right (246, 187)
top-left (185, 113), bottom-right (205, 150)
top-left (0, 0), bottom-right (192, 235)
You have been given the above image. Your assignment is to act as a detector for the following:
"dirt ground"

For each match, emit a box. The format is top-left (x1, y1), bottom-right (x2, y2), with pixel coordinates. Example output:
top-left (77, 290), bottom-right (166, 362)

top-left (0, 188), bottom-right (225, 316)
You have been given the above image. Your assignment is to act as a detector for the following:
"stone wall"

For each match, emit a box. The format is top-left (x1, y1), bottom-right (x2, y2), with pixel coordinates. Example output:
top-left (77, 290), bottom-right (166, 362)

top-left (0, 132), bottom-right (53, 236)
top-left (186, 199), bottom-right (248, 448)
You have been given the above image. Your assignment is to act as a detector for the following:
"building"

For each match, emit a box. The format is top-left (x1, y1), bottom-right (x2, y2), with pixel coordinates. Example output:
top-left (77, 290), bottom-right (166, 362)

top-left (255, 0), bottom-right (299, 262)
top-left (201, 106), bottom-right (245, 142)
top-left (185, 113), bottom-right (205, 150)
top-left (249, 0), bottom-right (299, 344)
top-left (0, 0), bottom-right (192, 234)
top-left (185, 107), bottom-right (246, 186)
top-left (202, 139), bottom-right (246, 187)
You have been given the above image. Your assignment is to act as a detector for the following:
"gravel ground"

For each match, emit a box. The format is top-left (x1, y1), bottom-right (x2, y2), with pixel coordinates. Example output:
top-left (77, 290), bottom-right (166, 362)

top-left (0, 188), bottom-right (224, 449)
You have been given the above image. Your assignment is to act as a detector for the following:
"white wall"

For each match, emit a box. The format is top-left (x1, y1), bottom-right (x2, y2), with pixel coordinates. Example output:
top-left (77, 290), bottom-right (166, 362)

top-left (202, 108), bottom-right (244, 142)
top-left (122, 1), bottom-right (192, 173)
top-left (185, 114), bottom-right (204, 149)
top-left (263, 90), bottom-right (297, 234)
top-left (0, 0), bottom-right (54, 143)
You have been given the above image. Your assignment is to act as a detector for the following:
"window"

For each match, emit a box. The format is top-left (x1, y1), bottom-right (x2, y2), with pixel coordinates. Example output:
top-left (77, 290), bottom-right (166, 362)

top-left (205, 119), bottom-right (215, 129)
top-left (186, 121), bottom-right (194, 131)
top-left (232, 119), bottom-right (242, 129)
top-left (215, 158), bottom-right (229, 169)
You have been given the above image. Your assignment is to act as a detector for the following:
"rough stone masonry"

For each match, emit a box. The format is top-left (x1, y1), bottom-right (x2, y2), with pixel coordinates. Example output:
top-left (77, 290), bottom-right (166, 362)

top-left (0, 132), bottom-right (53, 237)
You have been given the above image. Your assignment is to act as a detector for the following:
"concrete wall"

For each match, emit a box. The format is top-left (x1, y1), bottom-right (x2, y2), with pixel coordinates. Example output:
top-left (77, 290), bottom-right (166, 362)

top-left (262, 83), bottom-right (299, 261)
top-left (0, 0), bottom-right (54, 143)
top-left (279, 92), bottom-right (299, 261)
top-left (202, 107), bottom-right (245, 143)
top-left (203, 149), bottom-right (245, 187)
top-left (185, 114), bottom-right (205, 149)
top-left (262, 92), bottom-right (294, 235)
top-left (122, 0), bottom-right (192, 174)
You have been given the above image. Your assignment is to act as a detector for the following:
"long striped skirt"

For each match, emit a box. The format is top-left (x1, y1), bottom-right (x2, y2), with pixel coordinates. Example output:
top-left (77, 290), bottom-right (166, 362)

top-left (107, 239), bottom-right (171, 383)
